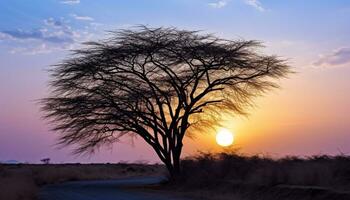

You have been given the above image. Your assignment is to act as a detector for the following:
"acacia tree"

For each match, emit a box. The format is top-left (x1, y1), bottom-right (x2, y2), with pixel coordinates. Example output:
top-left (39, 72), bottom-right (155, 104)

top-left (42, 26), bottom-right (290, 178)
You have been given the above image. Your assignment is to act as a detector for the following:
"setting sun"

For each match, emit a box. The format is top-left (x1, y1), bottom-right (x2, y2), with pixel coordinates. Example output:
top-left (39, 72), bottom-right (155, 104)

top-left (216, 128), bottom-right (234, 147)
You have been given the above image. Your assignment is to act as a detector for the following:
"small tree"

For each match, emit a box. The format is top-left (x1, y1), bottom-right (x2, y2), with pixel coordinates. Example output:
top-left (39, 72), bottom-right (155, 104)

top-left (42, 26), bottom-right (290, 178)
top-left (40, 158), bottom-right (50, 164)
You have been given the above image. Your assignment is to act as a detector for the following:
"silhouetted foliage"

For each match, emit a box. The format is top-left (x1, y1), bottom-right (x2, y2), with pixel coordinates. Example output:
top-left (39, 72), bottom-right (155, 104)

top-left (175, 152), bottom-right (350, 200)
top-left (40, 158), bottom-right (50, 164)
top-left (41, 26), bottom-right (291, 178)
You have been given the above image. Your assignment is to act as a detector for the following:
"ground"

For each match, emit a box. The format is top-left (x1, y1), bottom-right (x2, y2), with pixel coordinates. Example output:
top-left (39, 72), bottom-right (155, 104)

top-left (39, 177), bottom-right (187, 200)
top-left (2, 153), bottom-right (350, 200)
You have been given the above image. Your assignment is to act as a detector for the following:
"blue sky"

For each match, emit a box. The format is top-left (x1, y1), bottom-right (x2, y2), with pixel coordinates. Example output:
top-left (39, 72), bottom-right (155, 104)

top-left (1, 0), bottom-right (349, 58)
top-left (1, 0), bottom-right (350, 163)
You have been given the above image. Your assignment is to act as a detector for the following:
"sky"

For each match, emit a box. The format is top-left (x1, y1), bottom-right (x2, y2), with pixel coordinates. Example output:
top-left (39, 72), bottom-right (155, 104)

top-left (1, 0), bottom-right (350, 163)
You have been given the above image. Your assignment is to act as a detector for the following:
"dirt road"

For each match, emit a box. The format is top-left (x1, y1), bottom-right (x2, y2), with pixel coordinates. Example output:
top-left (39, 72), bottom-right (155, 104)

top-left (39, 177), bottom-right (187, 200)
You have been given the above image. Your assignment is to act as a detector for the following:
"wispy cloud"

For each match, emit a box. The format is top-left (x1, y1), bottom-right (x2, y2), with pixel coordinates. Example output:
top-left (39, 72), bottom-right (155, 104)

top-left (1, 29), bottom-right (74, 44)
top-left (208, 0), bottom-right (228, 9)
top-left (244, 0), bottom-right (265, 12)
top-left (71, 14), bottom-right (94, 21)
top-left (60, 0), bottom-right (80, 5)
top-left (0, 17), bottom-right (95, 55)
top-left (208, 0), bottom-right (266, 11)
top-left (314, 47), bottom-right (350, 68)
top-left (9, 43), bottom-right (74, 55)
top-left (0, 32), bottom-right (16, 41)
top-left (44, 18), bottom-right (64, 27)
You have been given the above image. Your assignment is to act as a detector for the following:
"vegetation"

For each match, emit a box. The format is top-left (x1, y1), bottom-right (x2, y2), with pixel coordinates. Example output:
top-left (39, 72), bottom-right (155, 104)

top-left (2, 153), bottom-right (350, 200)
top-left (163, 152), bottom-right (350, 200)
top-left (42, 26), bottom-right (291, 178)
top-left (0, 163), bottom-right (163, 200)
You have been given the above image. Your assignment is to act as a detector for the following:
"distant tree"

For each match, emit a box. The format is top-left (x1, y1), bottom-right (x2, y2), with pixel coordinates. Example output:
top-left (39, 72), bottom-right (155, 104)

top-left (40, 158), bottom-right (50, 164)
top-left (42, 26), bottom-right (291, 179)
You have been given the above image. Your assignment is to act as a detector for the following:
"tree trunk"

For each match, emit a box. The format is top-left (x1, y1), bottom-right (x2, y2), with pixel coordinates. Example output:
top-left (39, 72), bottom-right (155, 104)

top-left (168, 143), bottom-right (183, 181)
top-left (172, 155), bottom-right (181, 178)
top-left (166, 160), bottom-right (180, 181)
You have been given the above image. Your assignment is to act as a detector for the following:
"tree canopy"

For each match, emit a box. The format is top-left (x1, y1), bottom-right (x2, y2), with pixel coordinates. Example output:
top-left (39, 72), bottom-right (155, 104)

top-left (42, 26), bottom-right (291, 177)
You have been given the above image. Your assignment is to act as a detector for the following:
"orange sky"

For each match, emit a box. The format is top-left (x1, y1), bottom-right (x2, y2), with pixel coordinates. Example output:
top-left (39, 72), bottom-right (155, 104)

top-left (183, 66), bottom-right (350, 157)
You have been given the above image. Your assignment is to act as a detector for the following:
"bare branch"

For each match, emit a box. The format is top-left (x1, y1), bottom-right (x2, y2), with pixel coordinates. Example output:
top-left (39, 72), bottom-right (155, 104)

top-left (41, 26), bottom-right (291, 177)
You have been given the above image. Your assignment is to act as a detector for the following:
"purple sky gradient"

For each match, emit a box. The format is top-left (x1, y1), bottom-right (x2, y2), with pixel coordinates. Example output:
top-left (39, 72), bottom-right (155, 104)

top-left (1, 0), bottom-right (350, 163)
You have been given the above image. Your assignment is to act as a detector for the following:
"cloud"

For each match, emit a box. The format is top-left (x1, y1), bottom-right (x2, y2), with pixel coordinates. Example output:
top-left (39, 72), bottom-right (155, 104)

top-left (1, 29), bottom-right (74, 44)
top-left (0, 32), bottom-right (14, 41)
top-left (208, 0), bottom-right (228, 8)
top-left (208, 0), bottom-right (266, 11)
top-left (44, 18), bottom-right (64, 27)
top-left (60, 0), bottom-right (80, 5)
top-left (9, 43), bottom-right (72, 55)
top-left (314, 47), bottom-right (350, 68)
top-left (0, 17), bottom-right (97, 55)
top-left (71, 14), bottom-right (94, 21)
top-left (244, 0), bottom-right (265, 12)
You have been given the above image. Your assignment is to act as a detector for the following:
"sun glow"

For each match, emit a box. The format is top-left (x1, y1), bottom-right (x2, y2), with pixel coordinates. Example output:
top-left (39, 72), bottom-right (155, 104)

top-left (216, 128), bottom-right (234, 147)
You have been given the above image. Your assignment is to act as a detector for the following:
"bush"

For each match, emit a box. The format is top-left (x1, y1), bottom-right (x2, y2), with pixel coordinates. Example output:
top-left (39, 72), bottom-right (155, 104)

top-left (177, 152), bottom-right (350, 191)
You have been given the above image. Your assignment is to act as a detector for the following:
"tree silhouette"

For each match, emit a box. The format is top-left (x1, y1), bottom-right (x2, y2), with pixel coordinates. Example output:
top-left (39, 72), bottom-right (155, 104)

top-left (42, 26), bottom-right (290, 178)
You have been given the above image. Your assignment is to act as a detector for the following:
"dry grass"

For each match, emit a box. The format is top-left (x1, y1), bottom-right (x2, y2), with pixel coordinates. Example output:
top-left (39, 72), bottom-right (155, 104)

top-left (167, 152), bottom-right (350, 200)
top-left (0, 166), bottom-right (38, 200)
top-left (0, 163), bottom-right (164, 200)
top-left (3, 153), bottom-right (350, 200)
